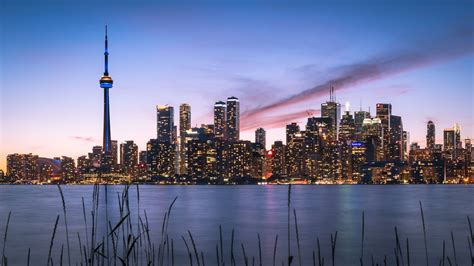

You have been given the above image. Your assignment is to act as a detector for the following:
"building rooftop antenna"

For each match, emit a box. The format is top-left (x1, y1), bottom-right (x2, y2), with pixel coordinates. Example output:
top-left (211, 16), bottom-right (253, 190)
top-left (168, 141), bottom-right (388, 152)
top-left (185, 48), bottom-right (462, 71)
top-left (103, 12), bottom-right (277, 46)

top-left (329, 87), bottom-right (332, 102)
top-left (333, 86), bottom-right (336, 102)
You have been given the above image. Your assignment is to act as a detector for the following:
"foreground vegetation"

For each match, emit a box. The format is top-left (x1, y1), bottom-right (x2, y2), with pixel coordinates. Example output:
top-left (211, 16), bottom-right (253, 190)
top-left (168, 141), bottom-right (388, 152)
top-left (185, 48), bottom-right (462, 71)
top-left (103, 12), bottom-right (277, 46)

top-left (1, 185), bottom-right (473, 266)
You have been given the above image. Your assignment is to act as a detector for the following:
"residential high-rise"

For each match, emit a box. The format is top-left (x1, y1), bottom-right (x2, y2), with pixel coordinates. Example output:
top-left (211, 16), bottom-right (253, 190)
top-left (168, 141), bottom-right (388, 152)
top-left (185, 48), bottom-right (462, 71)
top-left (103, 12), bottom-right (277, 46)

top-left (321, 87), bottom-right (341, 139)
top-left (156, 105), bottom-right (174, 143)
top-left (186, 139), bottom-right (217, 180)
top-left (146, 139), bottom-right (175, 177)
top-left (214, 101), bottom-right (226, 139)
top-left (60, 156), bottom-right (75, 181)
top-left (255, 128), bottom-right (266, 148)
top-left (426, 121), bottom-right (435, 150)
top-left (225, 141), bottom-right (252, 179)
top-left (120, 141), bottom-right (138, 174)
top-left (6, 153), bottom-right (38, 181)
top-left (226, 96), bottom-right (240, 141)
top-left (179, 104), bottom-right (191, 174)
top-left (99, 26), bottom-right (114, 154)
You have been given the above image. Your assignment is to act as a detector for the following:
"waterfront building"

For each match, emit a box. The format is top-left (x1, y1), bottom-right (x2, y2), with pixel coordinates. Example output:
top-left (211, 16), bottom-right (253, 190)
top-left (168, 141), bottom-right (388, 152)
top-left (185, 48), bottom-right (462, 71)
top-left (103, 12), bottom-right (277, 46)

top-left (214, 101), bottom-right (226, 139)
top-left (226, 96), bottom-right (240, 141)
top-left (157, 105), bottom-right (174, 143)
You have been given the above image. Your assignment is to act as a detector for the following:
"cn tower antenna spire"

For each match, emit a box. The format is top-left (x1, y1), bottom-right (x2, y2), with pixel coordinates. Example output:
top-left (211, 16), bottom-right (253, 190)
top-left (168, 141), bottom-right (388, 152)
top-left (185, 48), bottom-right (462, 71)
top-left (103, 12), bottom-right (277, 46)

top-left (104, 25), bottom-right (109, 76)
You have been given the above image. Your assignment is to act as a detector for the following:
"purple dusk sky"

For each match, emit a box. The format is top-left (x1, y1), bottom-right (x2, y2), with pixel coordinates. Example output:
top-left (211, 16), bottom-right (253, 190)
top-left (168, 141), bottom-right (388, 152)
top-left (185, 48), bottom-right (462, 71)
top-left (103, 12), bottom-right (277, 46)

top-left (1, 0), bottom-right (473, 171)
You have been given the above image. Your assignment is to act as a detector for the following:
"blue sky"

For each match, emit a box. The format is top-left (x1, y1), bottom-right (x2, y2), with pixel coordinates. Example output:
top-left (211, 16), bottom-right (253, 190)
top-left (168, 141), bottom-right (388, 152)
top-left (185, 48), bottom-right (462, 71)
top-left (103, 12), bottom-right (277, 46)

top-left (1, 0), bottom-right (473, 171)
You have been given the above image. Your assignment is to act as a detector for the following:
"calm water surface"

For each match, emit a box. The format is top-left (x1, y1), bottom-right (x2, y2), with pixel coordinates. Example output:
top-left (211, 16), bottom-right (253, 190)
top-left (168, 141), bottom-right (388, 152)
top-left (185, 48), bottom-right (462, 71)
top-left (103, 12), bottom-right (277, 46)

top-left (0, 185), bottom-right (473, 265)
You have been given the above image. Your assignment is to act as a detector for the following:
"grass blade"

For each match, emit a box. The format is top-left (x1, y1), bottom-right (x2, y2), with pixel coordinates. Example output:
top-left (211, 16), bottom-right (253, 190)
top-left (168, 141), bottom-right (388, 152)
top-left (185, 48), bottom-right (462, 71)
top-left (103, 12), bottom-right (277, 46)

top-left (182, 236), bottom-right (193, 266)
top-left (419, 201), bottom-right (429, 266)
top-left (47, 215), bottom-right (60, 266)
top-left (361, 211), bottom-right (365, 264)
top-left (293, 209), bottom-right (302, 266)
top-left (273, 234), bottom-right (278, 266)
top-left (57, 185), bottom-right (71, 266)
top-left (258, 234), bottom-right (262, 266)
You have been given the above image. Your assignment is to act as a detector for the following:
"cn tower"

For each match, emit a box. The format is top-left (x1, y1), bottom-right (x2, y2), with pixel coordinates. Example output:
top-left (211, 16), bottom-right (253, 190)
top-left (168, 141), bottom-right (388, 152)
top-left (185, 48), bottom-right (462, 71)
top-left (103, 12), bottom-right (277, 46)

top-left (99, 26), bottom-right (113, 153)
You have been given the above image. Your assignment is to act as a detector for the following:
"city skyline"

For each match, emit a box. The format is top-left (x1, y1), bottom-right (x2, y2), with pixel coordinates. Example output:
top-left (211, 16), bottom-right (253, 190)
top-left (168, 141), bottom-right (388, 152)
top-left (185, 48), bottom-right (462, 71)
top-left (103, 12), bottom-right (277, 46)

top-left (1, 1), bottom-right (473, 172)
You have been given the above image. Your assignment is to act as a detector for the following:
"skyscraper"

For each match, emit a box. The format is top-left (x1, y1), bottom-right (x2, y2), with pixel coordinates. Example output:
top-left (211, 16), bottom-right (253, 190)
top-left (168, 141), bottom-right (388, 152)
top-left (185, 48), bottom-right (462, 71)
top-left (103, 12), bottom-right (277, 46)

top-left (362, 118), bottom-right (383, 162)
top-left (443, 128), bottom-right (455, 152)
top-left (403, 131), bottom-right (409, 159)
top-left (354, 110), bottom-right (370, 140)
top-left (426, 121), bottom-right (436, 150)
top-left (214, 101), bottom-right (226, 139)
top-left (286, 132), bottom-right (305, 178)
top-left (286, 123), bottom-right (300, 144)
top-left (321, 87), bottom-right (341, 139)
top-left (179, 104), bottom-right (191, 174)
top-left (339, 111), bottom-right (356, 143)
top-left (339, 111), bottom-right (355, 179)
top-left (99, 26), bottom-right (114, 154)
top-left (388, 115), bottom-right (403, 161)
top-left (226, 96), bottom-right (240, 141)
top-left (454, 123), bottom-right (461, 149)
top-left (376, 103), bottom-right (392, 149)
top-left (156, 105), bottom-right (174, 143)
top-left (255, 128), bottom-right (266, 148)
top-left (443, 124), bottom-right (461, 156)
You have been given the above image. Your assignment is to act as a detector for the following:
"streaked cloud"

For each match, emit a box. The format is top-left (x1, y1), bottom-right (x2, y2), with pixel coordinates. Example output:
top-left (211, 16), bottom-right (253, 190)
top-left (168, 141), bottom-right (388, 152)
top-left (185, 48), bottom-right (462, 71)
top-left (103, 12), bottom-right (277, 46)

top-left (241, 24), bottom-right (474, 127)
top-left (71, 136), bottom-right (96, 143)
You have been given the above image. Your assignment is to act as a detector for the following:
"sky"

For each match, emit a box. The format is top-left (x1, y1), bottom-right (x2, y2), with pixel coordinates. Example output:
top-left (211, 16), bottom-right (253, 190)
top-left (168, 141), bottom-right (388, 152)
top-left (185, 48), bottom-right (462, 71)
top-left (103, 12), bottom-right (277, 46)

top-left (1, 0), bottom-right (473, 171)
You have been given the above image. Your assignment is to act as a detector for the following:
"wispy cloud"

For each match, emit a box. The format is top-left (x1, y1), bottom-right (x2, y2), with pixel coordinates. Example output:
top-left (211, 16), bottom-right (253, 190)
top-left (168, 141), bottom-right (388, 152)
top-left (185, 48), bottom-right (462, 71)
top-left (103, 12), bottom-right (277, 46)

top-left (241, 24), bottom-right (474, 129)
top-left (241, 109), bottom-right (320, 131)
top-left (372, 84), bottom-right (412, 97)
top-left (71, 136), bottom-right (96, 143)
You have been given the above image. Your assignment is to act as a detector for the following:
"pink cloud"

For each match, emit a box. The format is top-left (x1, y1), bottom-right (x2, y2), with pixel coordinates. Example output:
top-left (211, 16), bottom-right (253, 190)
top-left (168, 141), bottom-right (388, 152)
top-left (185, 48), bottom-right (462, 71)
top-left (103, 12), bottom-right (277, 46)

top-left (71, 136), bottom-right (96, 143)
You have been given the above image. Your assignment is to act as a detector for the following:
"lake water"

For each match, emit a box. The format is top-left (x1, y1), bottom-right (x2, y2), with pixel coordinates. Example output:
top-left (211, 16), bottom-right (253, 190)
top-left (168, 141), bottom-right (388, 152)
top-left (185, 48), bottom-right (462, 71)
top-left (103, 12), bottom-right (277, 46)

top-left (0, 185), bottom-right (473, 265)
